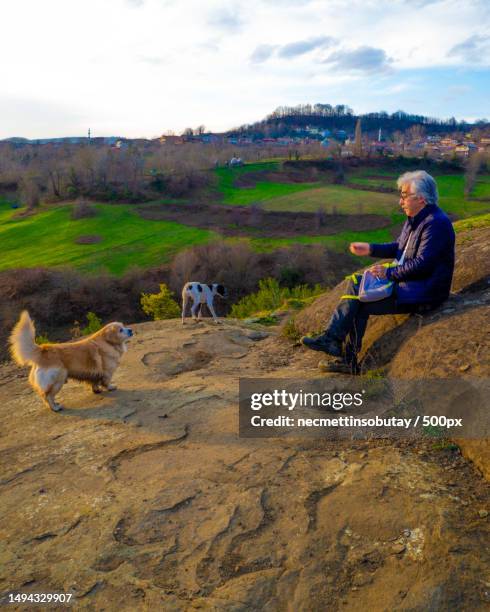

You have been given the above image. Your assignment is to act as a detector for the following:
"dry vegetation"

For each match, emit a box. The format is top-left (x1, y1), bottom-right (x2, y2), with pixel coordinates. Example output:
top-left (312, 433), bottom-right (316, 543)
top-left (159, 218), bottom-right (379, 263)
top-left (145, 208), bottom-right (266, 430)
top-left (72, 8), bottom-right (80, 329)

top-left (0, 241), bottom-right (354, 360)
top-left (0, 139), bottom-right (330, 206)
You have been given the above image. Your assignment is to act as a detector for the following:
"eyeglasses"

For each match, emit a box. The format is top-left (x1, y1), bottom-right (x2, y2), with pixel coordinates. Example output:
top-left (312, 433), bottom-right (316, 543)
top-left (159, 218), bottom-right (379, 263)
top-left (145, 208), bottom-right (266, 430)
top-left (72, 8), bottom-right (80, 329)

top-left (399, 192), bottom-right (418, 201)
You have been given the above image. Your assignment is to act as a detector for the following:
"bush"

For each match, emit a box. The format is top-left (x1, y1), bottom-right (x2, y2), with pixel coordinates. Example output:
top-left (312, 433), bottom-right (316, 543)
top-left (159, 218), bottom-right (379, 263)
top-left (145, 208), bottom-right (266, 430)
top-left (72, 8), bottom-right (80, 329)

top-left (82, 312), bottom-right (103, 335)
top-left (141, 283), bottom-right (181, 320)
top-left (229, 278), bottom-right (323, 319)
top-left (281, 317), bottom-right (301, 342)
top-left (35, 334), bottom-right (50, 345)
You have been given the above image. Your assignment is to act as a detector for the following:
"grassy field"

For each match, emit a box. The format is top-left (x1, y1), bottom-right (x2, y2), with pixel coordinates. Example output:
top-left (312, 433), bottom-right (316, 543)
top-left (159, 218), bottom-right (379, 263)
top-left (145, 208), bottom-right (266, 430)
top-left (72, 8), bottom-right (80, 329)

top-left (227, 170), bottom-right (490, 219)
top-left (262, 184), bottom-right (399, 215)
top-left (0, 202), bottom-right (216, 275)
top-left (215, 162), bottom-right (320, 205)
top-left (453, 212), bottom-right (490, 232)
top-left (472, 176), bottom-right (490, 199)
top-left (247, 226), bottom-right (397, 256)
top-left (1, 162), bottom-right (489, 275)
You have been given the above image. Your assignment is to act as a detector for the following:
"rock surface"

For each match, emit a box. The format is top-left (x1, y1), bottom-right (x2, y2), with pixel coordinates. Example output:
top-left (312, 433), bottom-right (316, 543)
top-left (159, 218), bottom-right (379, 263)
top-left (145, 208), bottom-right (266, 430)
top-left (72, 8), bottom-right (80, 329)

top-left (1, 319), bottom-right (489, 610)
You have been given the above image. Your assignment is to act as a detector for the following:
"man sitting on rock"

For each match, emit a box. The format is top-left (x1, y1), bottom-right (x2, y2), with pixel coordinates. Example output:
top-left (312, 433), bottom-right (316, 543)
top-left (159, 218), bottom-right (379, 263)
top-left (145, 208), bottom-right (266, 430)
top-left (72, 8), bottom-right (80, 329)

top-left (301, 170), bottom-right (455, 374)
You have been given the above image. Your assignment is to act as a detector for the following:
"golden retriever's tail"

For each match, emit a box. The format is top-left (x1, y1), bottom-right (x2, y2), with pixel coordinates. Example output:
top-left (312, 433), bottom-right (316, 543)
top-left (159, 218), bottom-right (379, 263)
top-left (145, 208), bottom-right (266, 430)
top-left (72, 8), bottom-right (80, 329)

top-left (9, 311), bottom-right (42, 366)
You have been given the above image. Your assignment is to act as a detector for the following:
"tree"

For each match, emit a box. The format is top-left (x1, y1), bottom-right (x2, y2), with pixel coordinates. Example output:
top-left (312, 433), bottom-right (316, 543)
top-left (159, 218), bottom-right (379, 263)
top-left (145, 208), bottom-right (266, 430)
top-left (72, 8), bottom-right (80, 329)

top-left (19, 177), bottom-right (40, 210)
top-left (464, 152), bottom-right (483, 199)
top-left (354, 119), bottom-right (362, 156)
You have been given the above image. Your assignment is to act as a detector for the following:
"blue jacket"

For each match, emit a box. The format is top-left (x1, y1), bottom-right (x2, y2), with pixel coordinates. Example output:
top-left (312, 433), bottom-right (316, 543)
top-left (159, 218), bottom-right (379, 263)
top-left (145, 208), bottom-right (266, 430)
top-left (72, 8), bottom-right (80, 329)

top-left (369, 205), bottom-right (455, 305)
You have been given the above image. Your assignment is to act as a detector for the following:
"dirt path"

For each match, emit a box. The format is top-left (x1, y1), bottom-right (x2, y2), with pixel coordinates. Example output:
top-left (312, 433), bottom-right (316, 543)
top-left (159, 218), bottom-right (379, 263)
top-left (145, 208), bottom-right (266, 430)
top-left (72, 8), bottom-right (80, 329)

top-left (0, 320), bottom-right (489, 610)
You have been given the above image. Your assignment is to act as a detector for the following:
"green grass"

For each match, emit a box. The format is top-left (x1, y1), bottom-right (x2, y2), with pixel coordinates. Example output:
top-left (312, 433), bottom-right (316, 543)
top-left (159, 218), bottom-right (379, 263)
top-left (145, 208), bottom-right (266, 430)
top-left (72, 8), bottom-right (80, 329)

top-left (0, 202), bottom-right (217, 275)
top-left (435, 175), bottom-right (488, 217)
top-left (347, 168), bottom-right (398, 188)
top-left (247, 225), bottom-right (397, 254)
top-left (453, 212), bottom-right (490, 232)
top-left (349, 172), bottom-right (490, 218)
top-left (472, 175), bottom-right (490, 199)
top-left (215, 162), bottom-right (320, 205)
top-left (262, 184), bottom-right (398, 215)
top-left (2, 163), bottom-right (489, 276)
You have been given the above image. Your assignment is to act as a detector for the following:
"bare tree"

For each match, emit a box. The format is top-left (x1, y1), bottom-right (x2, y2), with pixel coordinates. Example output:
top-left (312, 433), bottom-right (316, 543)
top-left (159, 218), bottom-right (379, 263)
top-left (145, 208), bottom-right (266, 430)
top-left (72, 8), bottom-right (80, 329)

top-left (19, 177), bottom-right (40, 210)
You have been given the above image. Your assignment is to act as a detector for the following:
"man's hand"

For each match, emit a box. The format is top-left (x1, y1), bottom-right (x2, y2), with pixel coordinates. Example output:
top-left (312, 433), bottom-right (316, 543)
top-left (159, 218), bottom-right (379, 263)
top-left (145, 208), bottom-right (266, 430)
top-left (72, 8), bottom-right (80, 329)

top-left (369, 264), bottom-right (388, 279)
top-left (349, 242), bottom-right (370, 256)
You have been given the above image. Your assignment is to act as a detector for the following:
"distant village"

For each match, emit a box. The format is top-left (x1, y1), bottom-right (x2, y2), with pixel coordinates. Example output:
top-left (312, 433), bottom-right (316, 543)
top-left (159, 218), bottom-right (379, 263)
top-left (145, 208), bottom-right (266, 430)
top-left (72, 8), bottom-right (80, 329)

top-left (3, 123), bottom-right (489, 163)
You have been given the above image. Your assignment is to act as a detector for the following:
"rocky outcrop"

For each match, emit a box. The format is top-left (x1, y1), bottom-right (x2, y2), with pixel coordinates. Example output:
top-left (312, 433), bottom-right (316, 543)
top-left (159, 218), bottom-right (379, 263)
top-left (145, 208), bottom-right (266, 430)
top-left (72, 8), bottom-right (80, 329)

top-left (0, 320), bottom-right (489, 610)
top-left (294, 225), bottom-right (490, 480)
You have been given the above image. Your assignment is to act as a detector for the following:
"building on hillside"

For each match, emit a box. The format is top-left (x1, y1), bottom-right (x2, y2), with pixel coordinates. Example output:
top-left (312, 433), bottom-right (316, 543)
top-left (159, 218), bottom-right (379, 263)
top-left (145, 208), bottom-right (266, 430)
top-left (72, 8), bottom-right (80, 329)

top-left (440, 137), bottom-right (458, 147)
top-left (159, 135), bottom-right (185, 145)
top-left (454, 143), bottom-right (478, 157)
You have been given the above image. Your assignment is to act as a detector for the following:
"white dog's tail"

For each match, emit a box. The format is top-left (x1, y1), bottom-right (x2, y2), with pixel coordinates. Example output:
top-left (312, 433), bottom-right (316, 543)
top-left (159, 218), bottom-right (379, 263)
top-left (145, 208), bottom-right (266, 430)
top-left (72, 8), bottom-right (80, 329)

top-left (9, 311), bottom-right (42, 366)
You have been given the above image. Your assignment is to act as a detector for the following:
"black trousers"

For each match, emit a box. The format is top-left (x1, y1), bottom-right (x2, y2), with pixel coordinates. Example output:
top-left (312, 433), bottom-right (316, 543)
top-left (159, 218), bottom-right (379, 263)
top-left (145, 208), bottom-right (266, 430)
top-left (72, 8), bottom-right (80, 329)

top-left (325, 274), bottom-right (424, 363)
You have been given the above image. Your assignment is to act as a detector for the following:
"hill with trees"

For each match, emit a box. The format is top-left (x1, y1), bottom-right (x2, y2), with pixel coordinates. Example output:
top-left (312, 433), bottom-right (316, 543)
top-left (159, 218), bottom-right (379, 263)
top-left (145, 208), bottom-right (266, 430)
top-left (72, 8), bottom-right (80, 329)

top-left (227, 103), bottom-right (489, 140)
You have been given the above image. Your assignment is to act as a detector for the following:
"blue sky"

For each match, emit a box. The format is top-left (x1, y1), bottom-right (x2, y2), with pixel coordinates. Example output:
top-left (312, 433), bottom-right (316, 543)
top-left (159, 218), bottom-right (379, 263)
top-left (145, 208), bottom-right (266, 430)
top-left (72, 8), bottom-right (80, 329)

top-left (0, 0), bottom-right (488, 138)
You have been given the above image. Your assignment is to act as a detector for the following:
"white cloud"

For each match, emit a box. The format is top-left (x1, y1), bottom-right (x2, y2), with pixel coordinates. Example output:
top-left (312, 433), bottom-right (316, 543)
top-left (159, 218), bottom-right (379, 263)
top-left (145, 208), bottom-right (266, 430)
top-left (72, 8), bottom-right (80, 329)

top-left (0, 0), bottom-right (487, 137)
top-left (448, 35), bottom-right (490, 64)
top-left (322, 46), bottom-right (393, 73)
top-left (250, 44), bottom-right (278, 64)
top-left (277, 36), bottom-right (336, 59)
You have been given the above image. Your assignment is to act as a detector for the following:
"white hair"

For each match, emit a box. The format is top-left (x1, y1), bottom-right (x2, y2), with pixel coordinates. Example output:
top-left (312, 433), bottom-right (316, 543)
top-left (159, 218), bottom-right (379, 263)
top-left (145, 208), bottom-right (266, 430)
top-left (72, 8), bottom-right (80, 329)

top-left (397, 170), bottom-right (439, 206)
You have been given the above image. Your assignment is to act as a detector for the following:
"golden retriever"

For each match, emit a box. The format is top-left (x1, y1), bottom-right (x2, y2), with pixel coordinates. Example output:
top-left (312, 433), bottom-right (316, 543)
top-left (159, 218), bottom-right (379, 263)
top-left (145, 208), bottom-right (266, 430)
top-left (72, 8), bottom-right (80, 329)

top-left (9, 311), bottom-right (133, 411)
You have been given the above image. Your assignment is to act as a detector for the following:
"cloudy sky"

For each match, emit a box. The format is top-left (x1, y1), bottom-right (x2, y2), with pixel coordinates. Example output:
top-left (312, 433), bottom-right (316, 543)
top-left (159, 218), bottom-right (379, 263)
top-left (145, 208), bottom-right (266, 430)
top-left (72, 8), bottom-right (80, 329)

top-left (1, 0), bottom-right (489, 138)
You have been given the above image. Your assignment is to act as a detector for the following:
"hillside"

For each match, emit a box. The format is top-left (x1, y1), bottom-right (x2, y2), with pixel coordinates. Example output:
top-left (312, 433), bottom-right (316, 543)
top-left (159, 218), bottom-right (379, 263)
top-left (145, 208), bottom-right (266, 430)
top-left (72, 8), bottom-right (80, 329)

top-left (293, 220), bottom-right (490, 477)
top-left (1, 317), bottom-right (489, 610)
top-left (1, 162), bottom-right (489, 275)
top-left (229, 105), bottom-right (488, 139)
top-left (0, 222), bottom-right (489, 609)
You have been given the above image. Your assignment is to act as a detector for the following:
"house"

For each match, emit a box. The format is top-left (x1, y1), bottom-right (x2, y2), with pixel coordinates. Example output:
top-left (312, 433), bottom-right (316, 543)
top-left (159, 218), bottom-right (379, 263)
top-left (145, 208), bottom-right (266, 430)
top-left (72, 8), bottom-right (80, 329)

top-left (159, 135), bottom-right (185, 145)
top-left (454, 142), bottom-right (477, 156)
top-left (199, 134), bottom-right (220, 144)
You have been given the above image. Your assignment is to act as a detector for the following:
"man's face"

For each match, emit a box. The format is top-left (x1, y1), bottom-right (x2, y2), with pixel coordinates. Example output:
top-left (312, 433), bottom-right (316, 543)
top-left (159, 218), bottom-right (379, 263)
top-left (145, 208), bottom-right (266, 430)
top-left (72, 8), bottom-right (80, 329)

top-left (399, 183), bottom-right (426, 217)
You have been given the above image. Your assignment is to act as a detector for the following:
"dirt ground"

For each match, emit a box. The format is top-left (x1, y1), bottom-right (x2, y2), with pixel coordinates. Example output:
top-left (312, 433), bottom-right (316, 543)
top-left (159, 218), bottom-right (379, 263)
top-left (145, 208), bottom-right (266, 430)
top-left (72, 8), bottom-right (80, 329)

top-left (137, 202), bottom-right (392, 238)
top-left (1, 319), bottom-right (489, 611)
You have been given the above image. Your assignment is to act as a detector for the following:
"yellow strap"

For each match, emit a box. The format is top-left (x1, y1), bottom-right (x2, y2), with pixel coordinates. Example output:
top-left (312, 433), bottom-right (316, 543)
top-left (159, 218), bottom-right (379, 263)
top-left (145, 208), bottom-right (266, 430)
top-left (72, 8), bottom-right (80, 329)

top-left (344, 273), bottom-right (360, 284)
top-left (341, 294), bottom-right (360, 300)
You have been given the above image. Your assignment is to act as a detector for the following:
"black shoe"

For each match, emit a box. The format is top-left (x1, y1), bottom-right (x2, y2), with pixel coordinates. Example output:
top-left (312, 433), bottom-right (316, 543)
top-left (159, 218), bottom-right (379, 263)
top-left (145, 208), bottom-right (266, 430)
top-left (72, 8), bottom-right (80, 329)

top-left (318, 358), bottom-right (360, 375)
top-left (301, 334), bottom-right (343, 357)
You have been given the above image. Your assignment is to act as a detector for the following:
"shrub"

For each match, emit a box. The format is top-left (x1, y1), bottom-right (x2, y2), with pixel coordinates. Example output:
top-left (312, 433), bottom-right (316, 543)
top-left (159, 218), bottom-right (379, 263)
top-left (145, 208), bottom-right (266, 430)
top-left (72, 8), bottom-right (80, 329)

top-left (278, 266), bottom-right (302, 288)
top-left (253, 314), bottom-right (279, 326)
top-left (141, 283), bottom-right (181, 320)
top-left (82, 312), bottom-right (103, 335)
top-left (229, 278), bottom-right (323, 319)
top-left (281, 317), bottom-right (301, 342)
top-left (35, 334), bottom-right (50, 345)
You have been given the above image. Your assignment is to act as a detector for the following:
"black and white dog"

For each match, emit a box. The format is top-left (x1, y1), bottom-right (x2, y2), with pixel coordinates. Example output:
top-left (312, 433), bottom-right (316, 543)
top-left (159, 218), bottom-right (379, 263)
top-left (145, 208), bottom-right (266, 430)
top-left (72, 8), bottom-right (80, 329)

top-left (181, 282), bottom-right (228, 324)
